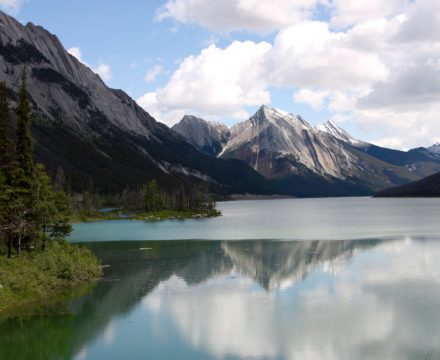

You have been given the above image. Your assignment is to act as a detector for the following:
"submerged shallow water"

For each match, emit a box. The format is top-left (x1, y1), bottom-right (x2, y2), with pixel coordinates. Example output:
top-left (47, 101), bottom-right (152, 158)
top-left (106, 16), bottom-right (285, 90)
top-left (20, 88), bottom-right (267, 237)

top-left (3, 198), bottom-right (440, 360)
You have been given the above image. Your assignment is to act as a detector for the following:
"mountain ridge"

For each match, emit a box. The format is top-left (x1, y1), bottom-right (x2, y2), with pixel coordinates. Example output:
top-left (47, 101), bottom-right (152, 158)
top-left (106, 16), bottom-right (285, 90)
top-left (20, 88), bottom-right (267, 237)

top-left (0, 10), bottom-right (275, 195)
top-left (174, 105), bottom-right (440, 192)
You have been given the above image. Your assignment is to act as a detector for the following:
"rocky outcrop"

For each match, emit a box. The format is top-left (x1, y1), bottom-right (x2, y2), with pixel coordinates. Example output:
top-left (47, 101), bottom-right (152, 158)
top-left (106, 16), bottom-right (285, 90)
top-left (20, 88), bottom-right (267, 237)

top-left (172, 115), bottom-right (230, 157)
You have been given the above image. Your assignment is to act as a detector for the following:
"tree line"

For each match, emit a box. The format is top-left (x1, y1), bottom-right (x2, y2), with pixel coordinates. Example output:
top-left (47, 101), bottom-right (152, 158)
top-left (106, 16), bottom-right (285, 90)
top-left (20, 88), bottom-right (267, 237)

top-left (74, 179), bottom-right (217, 216)
top-left (0, 68), bottom-right (71, 258)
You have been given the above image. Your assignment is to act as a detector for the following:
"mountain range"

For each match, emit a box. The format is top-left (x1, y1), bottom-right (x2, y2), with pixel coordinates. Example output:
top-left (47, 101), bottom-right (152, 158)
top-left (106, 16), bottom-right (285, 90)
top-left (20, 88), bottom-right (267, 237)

top-left (1, 10), bottom-right (440, 197)
top-left (0, 11), bottom-right (274, 195)
top-left (173, 106), bottom-right (440, 195)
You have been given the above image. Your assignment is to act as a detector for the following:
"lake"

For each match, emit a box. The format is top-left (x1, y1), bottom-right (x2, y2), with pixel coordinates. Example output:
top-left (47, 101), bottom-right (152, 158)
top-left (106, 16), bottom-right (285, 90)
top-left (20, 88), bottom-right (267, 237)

top-left (70, 197), bottom-right (440, 242)
top-left (2, 198), bottom-right (440, 360)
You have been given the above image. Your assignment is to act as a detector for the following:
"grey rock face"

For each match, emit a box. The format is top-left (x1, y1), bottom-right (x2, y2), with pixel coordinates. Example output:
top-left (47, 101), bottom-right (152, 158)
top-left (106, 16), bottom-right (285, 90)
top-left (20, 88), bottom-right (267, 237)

top-left (172, 115), bottom-right (230, 157)
top-left (0, 11), bottom-right (155, 138)
top-left (221, 106), bottom-right (362, 180)
top-left (218, 106), bottom-right (440, 189)
top-left (0, 11), bottom-right (273, 195)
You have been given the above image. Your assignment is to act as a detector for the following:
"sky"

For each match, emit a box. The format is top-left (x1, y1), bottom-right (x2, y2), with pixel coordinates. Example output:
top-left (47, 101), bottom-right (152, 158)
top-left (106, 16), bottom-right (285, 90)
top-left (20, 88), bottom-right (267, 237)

top-left (1, 0), bottom-right (440, 150)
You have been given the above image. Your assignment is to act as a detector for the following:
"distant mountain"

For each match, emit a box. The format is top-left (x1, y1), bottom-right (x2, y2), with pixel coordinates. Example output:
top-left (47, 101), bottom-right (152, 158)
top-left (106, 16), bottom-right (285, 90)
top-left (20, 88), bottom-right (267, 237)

top-left (172, 115), bottom-right (230, 157)
top-left (221, 106), bottom-right (363, 180)
top-left (376, 171), bottom-right (440, 197)
top-left (0, 11), bottom-right (274, 195)
top-left (174, 106), bottom-right (440, 194)
top-left (426, 143), bottom-right (440, 155)
top-left (4, 9), bottom-right (440, 197)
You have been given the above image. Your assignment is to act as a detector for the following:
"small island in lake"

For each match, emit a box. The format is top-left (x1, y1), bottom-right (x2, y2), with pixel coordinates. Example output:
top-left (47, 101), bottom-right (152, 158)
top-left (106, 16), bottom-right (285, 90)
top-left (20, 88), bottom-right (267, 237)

top-left (70, 179), bottom-right (221, 223)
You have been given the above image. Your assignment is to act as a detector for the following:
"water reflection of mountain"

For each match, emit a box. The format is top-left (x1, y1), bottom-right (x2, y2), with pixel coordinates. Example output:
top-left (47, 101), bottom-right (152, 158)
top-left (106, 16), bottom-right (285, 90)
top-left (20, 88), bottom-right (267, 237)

top-left (0, 239), bottom-right (386, 360)
top-left (222, 239), bottom-right (384, 290)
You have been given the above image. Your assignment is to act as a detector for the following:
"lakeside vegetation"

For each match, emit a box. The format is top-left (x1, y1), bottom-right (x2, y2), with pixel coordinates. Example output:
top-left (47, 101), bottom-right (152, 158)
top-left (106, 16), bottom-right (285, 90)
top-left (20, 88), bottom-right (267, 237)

top-left (71, 179), bottom-right (221, 223)
top-left (0, 241), bottom-right (100, 316)
top-left (71, 208), bottom-right (221, 223)
top-left (0, 69), bottom-right (100, 317)
top-left (0, 68), bottom-right (221, 316)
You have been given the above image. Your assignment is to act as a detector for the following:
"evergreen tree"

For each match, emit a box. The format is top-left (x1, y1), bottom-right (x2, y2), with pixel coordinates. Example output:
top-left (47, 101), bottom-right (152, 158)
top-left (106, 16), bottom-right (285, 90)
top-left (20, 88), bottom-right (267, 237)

top-left (33, 164), bottom-right (72, 251)
top-left (0, 81), bottom-right (13, 173)
top-left (144, 180), bottom-right (163, 212)
top-left (15, 66), bottom-right (33, 181)
top-left (1, 67), bottom-right (72, 257)
top-left (53, 166), bottom-right (66, 191)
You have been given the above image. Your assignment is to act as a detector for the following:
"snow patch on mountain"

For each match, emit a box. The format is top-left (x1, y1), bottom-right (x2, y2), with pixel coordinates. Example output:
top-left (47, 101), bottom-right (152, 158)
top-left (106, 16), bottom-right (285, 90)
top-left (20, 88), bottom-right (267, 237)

top-left (315, 120), bottom-right (363, 146)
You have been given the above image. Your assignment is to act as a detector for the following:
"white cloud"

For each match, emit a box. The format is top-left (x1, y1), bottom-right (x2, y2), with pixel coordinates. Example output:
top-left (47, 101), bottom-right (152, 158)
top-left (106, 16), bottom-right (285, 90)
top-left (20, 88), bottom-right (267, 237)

top-left (327, 0), bottom-right (410, 28)
top-left (156, 0), bottom-right (319, 33)
top-left (139, 21), bottom-right (387, 127)
top-left (68, 47), bottom-right (89, 66)
top-left (293, 89), bottom-right (329, 110)
top-left (145, 65), bottom-right (164, 82)
top-left (141, 238), bottom-right (440, 360)
top-left (268, 21), bottom-right (388, 91)
top-left (137, 41), bottom-right (271, 125)
top-left (94, 64), bottom-right (112, 82)
top-left (68, 47), bottom-right (112, 83)
top-left (395, 0), bottom-right (440, 43)
top-left (0, 0), bottom-right (24, 14)
top-left (145, 0), bottom-right (440, 148)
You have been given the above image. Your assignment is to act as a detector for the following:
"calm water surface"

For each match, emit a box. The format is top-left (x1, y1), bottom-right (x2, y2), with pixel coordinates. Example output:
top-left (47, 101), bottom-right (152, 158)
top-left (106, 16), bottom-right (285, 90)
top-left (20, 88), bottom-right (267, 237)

top-left (2, 198), bottom-right (440, 360)
top-left (70, 197), bottom-right (440, 241)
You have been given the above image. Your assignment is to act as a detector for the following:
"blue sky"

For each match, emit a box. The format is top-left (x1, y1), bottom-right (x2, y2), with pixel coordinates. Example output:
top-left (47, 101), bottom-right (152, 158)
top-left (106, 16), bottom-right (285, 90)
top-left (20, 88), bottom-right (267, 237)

top-left (14, 0), bottom-right (331, 126)
top-left (4, 0), bottom-right (440, 149)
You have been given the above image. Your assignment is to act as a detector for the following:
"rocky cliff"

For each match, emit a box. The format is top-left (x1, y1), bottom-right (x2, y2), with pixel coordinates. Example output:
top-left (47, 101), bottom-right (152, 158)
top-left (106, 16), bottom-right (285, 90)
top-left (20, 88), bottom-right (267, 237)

top-left (0, 11), bottom-right (273, 195)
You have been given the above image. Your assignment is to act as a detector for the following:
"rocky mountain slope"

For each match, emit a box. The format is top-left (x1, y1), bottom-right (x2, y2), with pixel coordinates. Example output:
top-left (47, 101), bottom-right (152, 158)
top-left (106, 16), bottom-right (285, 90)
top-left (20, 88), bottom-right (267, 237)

top-left (174, 106), bottom-right (440, 193)
top-left (425, 143), bottom-right (440, 156)
top-left (0, 11), bottom-right (274, 195)
top-left (172, 115), bottom-right (230, 157)
top-left (376, 171), bottom-right (440, 197)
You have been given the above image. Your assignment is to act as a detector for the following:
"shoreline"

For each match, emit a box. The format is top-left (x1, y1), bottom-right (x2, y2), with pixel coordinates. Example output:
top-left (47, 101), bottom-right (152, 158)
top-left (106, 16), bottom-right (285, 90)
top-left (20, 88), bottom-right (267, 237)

top-left (227, 194), bottom-right (296, 201)
top-left (71, 208), bottom-right (222, 224)
top-left (0, 242), bottom-right (101, 319)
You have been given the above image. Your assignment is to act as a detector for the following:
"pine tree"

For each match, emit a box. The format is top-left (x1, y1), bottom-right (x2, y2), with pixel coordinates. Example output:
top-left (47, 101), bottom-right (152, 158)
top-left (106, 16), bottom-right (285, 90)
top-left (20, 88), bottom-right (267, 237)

top-left (0, 81), bottom-right (13, 173)
top-left (33, 164), bottom-right (72, 251)
top-left (1, 70), bottom-right (72, 257)
top-left (144, 180), bottom-right (163, 212)
top-left (15, 66), bottom-right (33, 182)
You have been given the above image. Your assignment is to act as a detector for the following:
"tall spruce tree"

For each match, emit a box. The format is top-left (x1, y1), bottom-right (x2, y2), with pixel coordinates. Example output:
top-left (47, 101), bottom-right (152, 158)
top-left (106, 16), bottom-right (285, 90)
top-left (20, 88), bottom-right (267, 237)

top-left (1, 68), bottom-right (72, 257)
top-left (0, 81), bottom-right (12, 173)
top-left (15, 66), bottom-right (33, 181)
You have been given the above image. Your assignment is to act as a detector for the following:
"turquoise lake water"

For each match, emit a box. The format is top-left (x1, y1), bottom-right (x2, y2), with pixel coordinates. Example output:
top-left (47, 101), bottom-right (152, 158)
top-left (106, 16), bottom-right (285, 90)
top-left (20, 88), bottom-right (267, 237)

top-left (70, 197), bottom-right (440, 242)
top-left (3, 198), bottom-right (440, 359)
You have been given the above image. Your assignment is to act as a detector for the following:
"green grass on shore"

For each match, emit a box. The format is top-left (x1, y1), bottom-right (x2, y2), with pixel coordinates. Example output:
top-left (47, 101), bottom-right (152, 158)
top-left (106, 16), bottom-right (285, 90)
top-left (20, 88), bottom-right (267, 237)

top-left (0, 241), bottom-right (101, 317)
top-left (131, 208), bottom-right (221, 221)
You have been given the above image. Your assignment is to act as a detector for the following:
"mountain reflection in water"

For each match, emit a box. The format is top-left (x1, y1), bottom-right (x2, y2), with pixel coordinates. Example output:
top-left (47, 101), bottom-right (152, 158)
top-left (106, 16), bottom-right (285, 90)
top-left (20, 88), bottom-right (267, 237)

top-left (2, 237), bottom-right (440, 360)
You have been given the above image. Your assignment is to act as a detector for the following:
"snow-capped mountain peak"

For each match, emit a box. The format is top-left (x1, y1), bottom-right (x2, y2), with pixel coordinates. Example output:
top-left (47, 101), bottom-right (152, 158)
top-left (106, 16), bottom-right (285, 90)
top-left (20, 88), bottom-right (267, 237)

top-left (316, 120), bottom-right (361, 145)
top-left (254, 105), bottom-right (312, 130)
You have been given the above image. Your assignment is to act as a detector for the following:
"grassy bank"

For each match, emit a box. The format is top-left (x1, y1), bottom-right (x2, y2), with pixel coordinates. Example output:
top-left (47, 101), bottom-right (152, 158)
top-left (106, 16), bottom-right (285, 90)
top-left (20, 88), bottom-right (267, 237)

top-left (72, 208), bottom-right (222, 223)
top-left (0, 241), bottom-right (101, 317)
